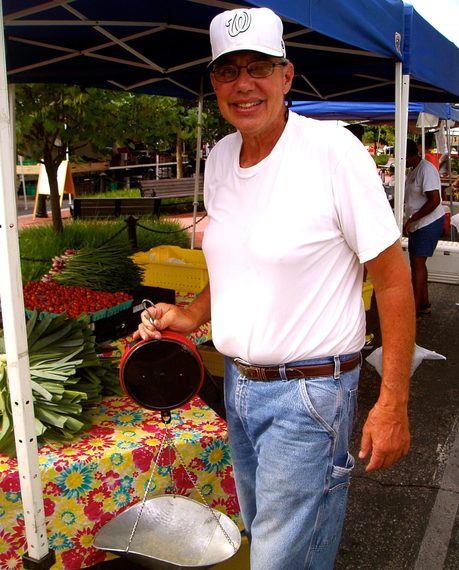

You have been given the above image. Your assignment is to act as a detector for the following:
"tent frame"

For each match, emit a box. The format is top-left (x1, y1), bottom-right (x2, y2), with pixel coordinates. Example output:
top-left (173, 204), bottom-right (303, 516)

top-left (1, 1), bottom-right (458, 566)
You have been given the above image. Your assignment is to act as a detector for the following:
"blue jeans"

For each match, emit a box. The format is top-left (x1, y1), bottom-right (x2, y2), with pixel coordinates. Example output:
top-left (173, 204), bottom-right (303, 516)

top-left (224, 354), bottom-right (361, 570)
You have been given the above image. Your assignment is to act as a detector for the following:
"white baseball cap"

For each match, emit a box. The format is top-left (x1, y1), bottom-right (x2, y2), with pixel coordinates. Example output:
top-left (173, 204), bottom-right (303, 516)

top-left (209, 7), bottom-right (286, 65)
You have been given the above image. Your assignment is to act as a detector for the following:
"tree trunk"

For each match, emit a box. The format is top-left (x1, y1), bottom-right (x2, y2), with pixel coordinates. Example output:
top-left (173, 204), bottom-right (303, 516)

top-left (43, 151), bottom-right (63, 234)
top-left (176, 135), bottom-right (183, 179)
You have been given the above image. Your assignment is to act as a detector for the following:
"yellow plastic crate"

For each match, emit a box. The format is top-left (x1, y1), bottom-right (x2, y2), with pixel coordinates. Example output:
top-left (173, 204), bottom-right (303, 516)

top-left (362, 280), bottom-right (374, 311)
top-left (197, 343), bottom-right (225, 377)
top-left (132, 245), bottom-right (209, 293)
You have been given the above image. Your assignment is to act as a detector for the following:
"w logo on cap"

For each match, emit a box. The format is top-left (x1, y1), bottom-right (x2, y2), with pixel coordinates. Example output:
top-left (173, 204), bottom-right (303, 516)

top-left (225, 10), bottom-right (251, 37)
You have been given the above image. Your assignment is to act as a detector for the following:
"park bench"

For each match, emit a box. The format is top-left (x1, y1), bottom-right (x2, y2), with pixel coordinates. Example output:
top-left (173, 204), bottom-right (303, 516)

top-left (71, 197), bottom-right (157, 219)
top-left (140, 176), bottom-right (204, 215)
top-left (71, 177), bottom-right (204, 219)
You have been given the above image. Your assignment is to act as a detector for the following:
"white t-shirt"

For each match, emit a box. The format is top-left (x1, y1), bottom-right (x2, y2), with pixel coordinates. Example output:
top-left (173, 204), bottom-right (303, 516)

top-left (404, 159), bottom-right (444, 231)
top-left (202, 111), bottom-right (400, 364)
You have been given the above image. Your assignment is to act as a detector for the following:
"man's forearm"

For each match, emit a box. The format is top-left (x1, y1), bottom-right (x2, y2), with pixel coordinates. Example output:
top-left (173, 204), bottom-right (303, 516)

top-left (185, 284), bottom-right (212, 331)
top-left (376, 282), bottom-right (415, 408)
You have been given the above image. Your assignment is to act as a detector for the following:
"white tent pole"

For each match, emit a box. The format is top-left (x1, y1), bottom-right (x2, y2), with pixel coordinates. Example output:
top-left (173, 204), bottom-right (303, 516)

top-left (394, 61), bottom-right (410, 231)
top-left (191, 80), bottom-right (204, 250)
top-left (445, 119), bottom-right (454, 239)
top-left (0, 3), bottom-right (51, 566)
top-left (8, 84), bottom-right (27, 210)
top-left (421, 125), bottom-right (425, 158)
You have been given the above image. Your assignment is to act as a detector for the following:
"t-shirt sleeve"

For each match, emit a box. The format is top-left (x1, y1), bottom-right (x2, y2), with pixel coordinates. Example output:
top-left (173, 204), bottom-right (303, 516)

top-left (331, 135), bottom-right (400, 264)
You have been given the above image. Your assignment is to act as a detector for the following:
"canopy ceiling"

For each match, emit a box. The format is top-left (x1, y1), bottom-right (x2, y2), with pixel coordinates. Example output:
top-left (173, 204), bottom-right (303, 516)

top-left (2, 0), bottom-right (405, 100)
top-left (3, 1), bottom-right (459, 102)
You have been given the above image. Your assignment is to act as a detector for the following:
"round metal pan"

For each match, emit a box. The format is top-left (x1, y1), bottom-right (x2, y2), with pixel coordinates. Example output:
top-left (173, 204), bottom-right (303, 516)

top-left (119, 332), bottom-right (204, 411)
top-left (94, 495), bottom-right (241, 569)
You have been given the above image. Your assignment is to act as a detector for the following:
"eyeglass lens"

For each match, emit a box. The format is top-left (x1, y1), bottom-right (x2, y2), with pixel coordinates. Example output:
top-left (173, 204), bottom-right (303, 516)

top-left (213, 61), bottom-right (281, 82)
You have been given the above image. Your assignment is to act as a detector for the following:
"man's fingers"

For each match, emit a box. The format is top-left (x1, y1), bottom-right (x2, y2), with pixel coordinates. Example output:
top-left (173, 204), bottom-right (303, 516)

top-left (358, 426), bottom-right (372, 460)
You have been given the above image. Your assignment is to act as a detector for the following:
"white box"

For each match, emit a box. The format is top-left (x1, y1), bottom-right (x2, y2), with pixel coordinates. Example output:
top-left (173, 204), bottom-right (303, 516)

top-left (401, 238), bottom-right (459, 285)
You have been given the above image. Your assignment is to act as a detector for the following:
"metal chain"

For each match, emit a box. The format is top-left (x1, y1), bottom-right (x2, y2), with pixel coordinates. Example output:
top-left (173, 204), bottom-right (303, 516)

top-left (163, 429), bottom-right (238, 553)
top-left (125, 413), bottom-right (238, 554)
top-left (124, 428), bottom-right (169, 552)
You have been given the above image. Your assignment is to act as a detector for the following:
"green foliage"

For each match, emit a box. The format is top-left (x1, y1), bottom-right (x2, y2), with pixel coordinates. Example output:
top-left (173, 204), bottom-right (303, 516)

top-left (0, 311), bottom-right (122, 455)
top-left (110, 93), bottom-right (202, 154)
top-left (16, 84), bottom-right (116, 164)
top-left (19, 218), bottom-right (191, 283)
top-left (93, 188), bottom-right (142, 198)
top-left (203, 99), bottom-right (235, 143)
top-left (373, 154), bottom-right (390, 166)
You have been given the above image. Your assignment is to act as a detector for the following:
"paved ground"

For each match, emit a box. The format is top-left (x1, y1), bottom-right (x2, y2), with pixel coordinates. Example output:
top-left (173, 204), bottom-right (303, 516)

top-left (16, 197), bottom-right (459, 569)
top-left (337, 282), bottom-right (459, 570)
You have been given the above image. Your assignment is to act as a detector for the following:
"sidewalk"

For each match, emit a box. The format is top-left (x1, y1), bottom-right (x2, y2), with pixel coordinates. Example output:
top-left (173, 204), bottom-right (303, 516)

top-left (337, 281), bottom-right (459, 570)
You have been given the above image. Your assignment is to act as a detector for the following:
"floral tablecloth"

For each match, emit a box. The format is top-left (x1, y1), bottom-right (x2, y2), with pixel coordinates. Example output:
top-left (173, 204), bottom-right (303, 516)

top-left (0, 396), bottom-right (240, 569)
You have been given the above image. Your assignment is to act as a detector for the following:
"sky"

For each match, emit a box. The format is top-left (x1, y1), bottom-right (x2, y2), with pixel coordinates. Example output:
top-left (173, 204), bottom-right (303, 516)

top-left (407, 0), bottom-right (459, 46)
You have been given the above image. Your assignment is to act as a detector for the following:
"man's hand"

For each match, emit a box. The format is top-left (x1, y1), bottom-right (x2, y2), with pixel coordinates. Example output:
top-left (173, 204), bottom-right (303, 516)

top-left (133, 284), bottom-right (212, 341)
top-left (134, 302), bottom-right (196, 340)
top-left (359, 402), bottom-right (410, 472)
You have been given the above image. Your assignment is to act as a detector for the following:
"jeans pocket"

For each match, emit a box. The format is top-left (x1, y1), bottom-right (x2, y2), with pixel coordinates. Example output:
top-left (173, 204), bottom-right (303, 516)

top-left (299, 377), bottom-right (338, 435)
top-left (313, 452), bottom-right (355, 551)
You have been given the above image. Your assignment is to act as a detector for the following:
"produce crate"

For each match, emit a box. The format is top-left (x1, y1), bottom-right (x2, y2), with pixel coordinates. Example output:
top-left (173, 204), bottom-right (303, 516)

top-left (132, 245), bottom-right (208, 293)
top-left (362, 280), bottom-right (374, 311)
top-left (90, 307), bottom-right (135, 342)
top-left (92, 286), bottom-right (175, 341)
top-left (25, 300), bottom-right (133, 323)
top-left (87, 286), bottom-right (177, 341)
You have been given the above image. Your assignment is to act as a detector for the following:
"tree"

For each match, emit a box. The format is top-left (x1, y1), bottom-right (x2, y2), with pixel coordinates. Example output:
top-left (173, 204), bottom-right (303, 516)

top-left (15, 86), bottom-right (229, 234)
top-left (15, 85), bottom-right (118, 233)
top-left (114, 94), bottom-right (199, 177)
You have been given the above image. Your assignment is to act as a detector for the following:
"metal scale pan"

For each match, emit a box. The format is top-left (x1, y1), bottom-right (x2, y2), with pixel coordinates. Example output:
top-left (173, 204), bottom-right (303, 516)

top-left (94, 329), bottom-right (241, 569)
top-left (94, 495), bottom-right (241, 570)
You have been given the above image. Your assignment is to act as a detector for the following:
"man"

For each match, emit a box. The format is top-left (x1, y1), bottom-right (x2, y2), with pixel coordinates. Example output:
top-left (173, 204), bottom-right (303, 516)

top-left (135, 7), bottom-right (415, 569)
top-left (404, 138), bottom-right (445, 317)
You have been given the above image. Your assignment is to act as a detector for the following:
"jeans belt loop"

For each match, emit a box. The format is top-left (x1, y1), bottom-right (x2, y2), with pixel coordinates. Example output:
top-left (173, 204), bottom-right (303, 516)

top-left (333, 355), bottom-right (340, 380)
top-left (278, 363), bottom-right (288, 382)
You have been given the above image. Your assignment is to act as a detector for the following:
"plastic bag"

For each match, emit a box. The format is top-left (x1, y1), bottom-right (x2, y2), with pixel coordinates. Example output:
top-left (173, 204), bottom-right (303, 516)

top-left (366, 343), bottom-right (446, 377)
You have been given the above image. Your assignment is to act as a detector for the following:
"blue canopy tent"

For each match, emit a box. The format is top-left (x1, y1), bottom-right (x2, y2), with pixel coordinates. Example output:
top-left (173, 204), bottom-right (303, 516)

top-left (290, 101), bottom-right (459, 122)
top-left (3, 1), bottom-right (457, 103)
top-left (2, 0), bottom-right (405, 99)
top-left (0, 2), bottom-right (458, 566)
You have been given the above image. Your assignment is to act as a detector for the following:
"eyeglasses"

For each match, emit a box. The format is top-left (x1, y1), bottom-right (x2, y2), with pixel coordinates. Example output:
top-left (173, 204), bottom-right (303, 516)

top-left (212, 60), bottom-right (287, 83)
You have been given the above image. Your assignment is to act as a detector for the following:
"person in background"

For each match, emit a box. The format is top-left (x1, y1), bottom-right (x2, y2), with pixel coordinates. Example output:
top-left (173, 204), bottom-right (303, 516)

top-left (404, 138), bottom-right (445, 318)
top-left (344, 122), bottom-right (365, 142)
top-left (418, 132), bottom-right (439, 170)
top-left (136, 7), bottom-right (415, 570)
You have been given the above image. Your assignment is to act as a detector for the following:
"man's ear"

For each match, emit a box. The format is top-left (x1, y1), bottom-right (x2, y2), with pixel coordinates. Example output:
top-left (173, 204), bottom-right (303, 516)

top-left (210, 72), bottom-right (218, 92)
top-left (283, 61), bottom-right (294, 94)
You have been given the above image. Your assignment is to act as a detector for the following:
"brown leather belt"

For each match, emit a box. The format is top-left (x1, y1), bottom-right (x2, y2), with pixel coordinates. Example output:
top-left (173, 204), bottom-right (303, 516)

top-left (233, 355), bottom-right (360, 381)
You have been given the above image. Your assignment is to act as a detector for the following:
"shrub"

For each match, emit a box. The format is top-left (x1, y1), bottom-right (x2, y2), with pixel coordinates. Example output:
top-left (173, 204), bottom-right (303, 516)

top-left (19, 217), bottom-right (191, 283)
